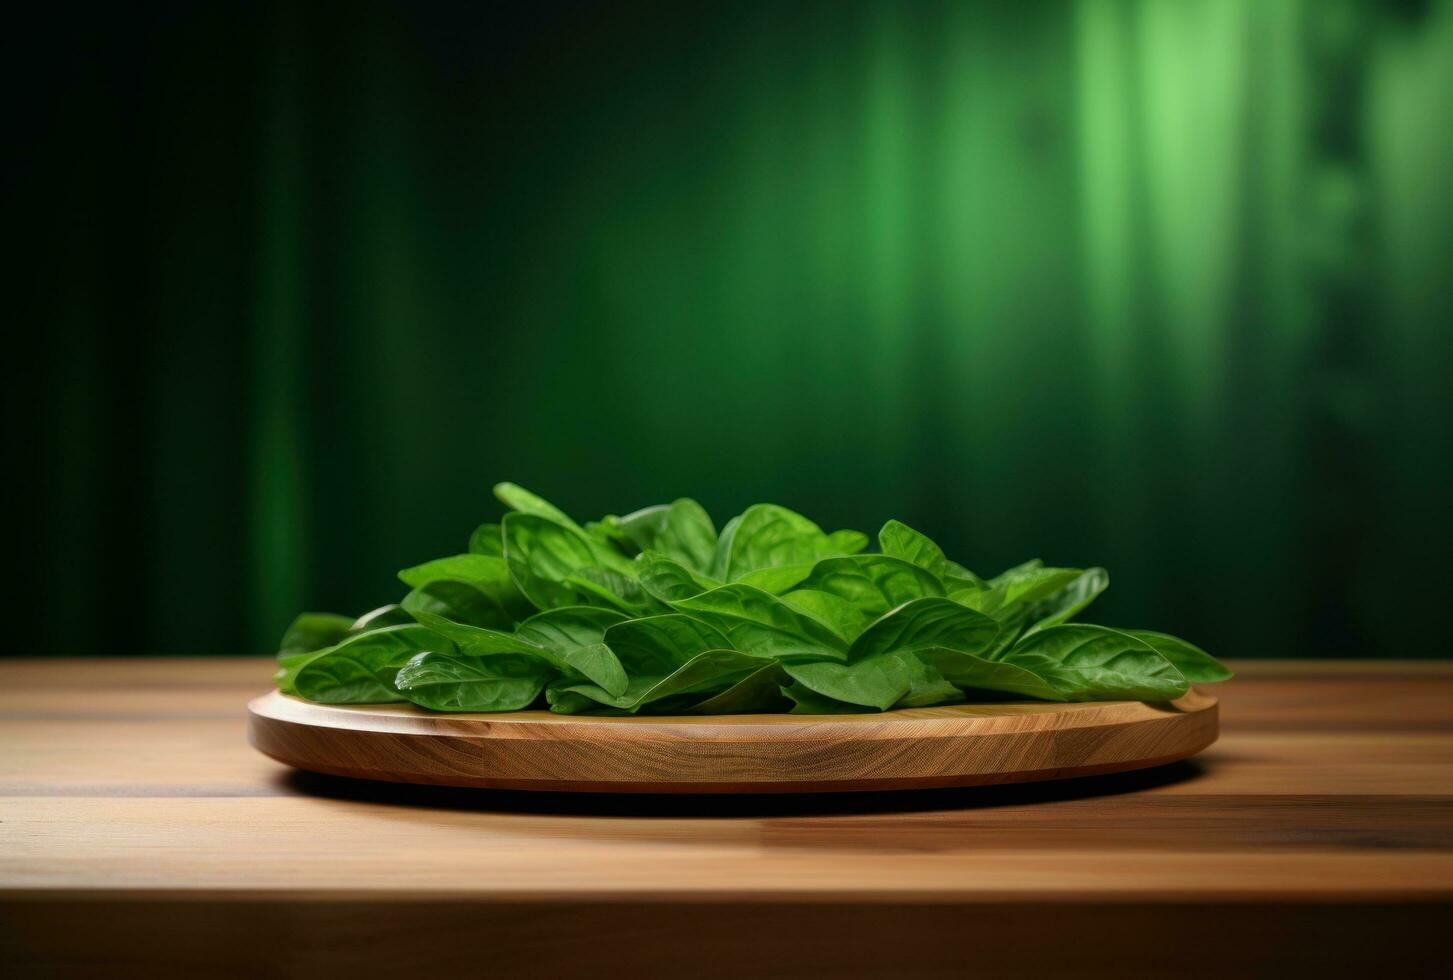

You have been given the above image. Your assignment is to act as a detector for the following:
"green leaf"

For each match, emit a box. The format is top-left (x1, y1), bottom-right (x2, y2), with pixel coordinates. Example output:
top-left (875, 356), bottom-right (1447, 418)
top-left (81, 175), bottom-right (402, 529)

top-left (991, 558), bottom-right (1044, 584)
top-left (708, 514), bottom-right (743, 580)
top-left (467, 522), bottom-right (504, 556)
top-left (411, 612), bottom-right (540, 657)
top-left (848, 597), bottom-right (1001, 663)
top-left (516, 606), bottom-right (630, 695)
top-left (416, 606), bottom-right (628, 696)
top-left (495, 484), bottom-right (634, 574)
top-left (877, 519), bottom-right (950, 579)
top-left (401, 579), bottom-right (515, 630)
top-left (779, 589), bottom-right (870, 645)
top-left (274, 648), bottom-right (328, 695)
top-left (735, 562), bottom-right (815, 594)
top-left (502, 512), bottom-right (604, 610)
top-left (637, 551), bottom-right (723, 602)
top-left (603, 613), bottom-right (732, 675)
top-left (349, 604), bottom-right (413, 634)
top-left (293, 625), bottom-right (448, 704)
top-left (999, 625), bottom-right (1189, 701)
top-left (791, 554), bottom-right (945, 619)
top-left (547, 648), bottom-right (765, 713)
top-left (988, 566), bottom-right (1086, 613)
top-left (608, 499), bottom-right (717, 573)
top-left (684, 662), bottom-right (790, 714)
top-left (826, 529), bottom-right (870, 555)
top-left (398, 553), bottom-right (509, 589)
top-left (1122, 630), bottom-right (1233, 683)
top-left (493, 482), bottom-right (579, 528)
top-left (914, 648), bottom-right (1064, 701)
top-left (781, 681), bottom-right (871, 714)
top-left (1021, 567), bottom-right (1109, 635)
top-left (562, 567), bottom-right (662, 615)
top-left (784, 652), bottom-right (962, 711)
top-left (717, 504), bottom-right (852, 580)
top-left (278, 612), bottom-right (353, 657)
top-left (393, 651), bottom-right (549, 712)
top-left (671, 583), bottom-right (849, 662)
top-left (516, 605), bottom-right (628, 651)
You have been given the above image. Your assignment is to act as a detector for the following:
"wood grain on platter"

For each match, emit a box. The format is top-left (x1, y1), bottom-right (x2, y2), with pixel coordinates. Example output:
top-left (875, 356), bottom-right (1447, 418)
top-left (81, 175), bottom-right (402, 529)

top-left (247, 688), bottom-right (1218, 792)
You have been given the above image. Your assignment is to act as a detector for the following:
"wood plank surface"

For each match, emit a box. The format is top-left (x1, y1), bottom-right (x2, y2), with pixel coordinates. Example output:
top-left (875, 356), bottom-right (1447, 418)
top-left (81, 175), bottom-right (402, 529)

top-left (1, 658), bottom-right (1449, 978)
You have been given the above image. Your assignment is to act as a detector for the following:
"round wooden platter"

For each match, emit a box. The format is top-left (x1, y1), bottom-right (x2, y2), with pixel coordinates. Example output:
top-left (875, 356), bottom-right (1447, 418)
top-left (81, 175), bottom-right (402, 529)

top-left (248, 688), bottom-right (1217, 794)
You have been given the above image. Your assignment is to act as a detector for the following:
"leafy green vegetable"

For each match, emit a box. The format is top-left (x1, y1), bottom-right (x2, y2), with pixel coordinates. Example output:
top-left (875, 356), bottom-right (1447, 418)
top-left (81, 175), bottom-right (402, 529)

top-left (275, 482), bottom-right (1230, 713)
top-left (467, 523), bottom-right (504, 556)
top-left (394, 651), bottom-right (550, 712)
top-left (292, 625), bottom-right (448, 704)
top-left (848, 597), bottom-right (1000, 662)
top-left (637, 551), bottom-right (721, 602)
top-left (878, 519), bottom-right (950, 579)
top-left (1123, 629), bottom-right (1233, 683)
top-left (784, 652), bottom-right (962, 711)
top-left (349, 604), bottom-right (414, 634)
top-left (278, 612), bottom-right (354, 656)
top-left (671, 583), bottom-right (849, 662)
top-left (605, 498), bottom-right (717, 572)
top-left (790, 554), bottom-right (944, 619)
top-left (401, 579), bottom-right (516, 630)
top-left (997, 625), bottom-right (1189, 701)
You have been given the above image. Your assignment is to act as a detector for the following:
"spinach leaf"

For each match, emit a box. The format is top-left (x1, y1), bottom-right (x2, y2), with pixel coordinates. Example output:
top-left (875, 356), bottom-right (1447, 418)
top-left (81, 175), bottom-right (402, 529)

top-left (415, 606), bottom-right (627, 695)
top-left (501, 512), bottom-right (624, 610)
top-left (274, 649), bottom-right (327, 695)
top-left (349, 604), bottom-right (413, 634)
top-left (277, 612), bottom-right (353, 656)
top-left (603, 614), bottom-right (732, 675)
top-left (607, 498), bottom-right (717, 573)
top-left (293, 624), bottom-right (448, 704)
top-left (496, 483), bottom-right (635, 574)
top-left (684, 661), bottom-right (790, 714)
top-left (671, 584), bottom-right (849, 662)
top-left (493, 482), bottom-right (580, 529)
top-left (999, 625), bottom-right (1189, 701)
top-left (547, 649), bottom-right (765, 713)
top-left (394, 651), bottom-right (549, 712)
top-left (398, 553), bottom-right (510, 590)
top-left (785, 652), bottom-right (962, 711)
top-left (1021, 567), bottom-right (1109, 635)
top-left (826, 529), bottom-right (870, 555)
top-left (848, 597), bottom-right (1001, 663)
top-left (1122, 629), bottom-right (1233, 683)
top-left (914, 648), bottom-right (1064, 701)
top-left (781, 681), bottom-right (871, 714)
top-left (779, 589), bottom-right (870, 645)
top-left (468, 522), bottom-right (504, 556)
top-left (516, 605), bottom-right (629, 651)
top-left (717, 504), bottom-right (849, 581)
top-left (736, 562), bottom-right (815, 594)
top-left (562, 567), bottom-right (663, 615)
top-left (790, 554), bottom-right (945, 618)
top-left (637, 551), bottom-right (722, 602)
top-left (402, 579), bottom-right (516, 630)
top-left (878, 519), bottom-right (950, 579)
top-left (398, 553), bottom-right (532, 622)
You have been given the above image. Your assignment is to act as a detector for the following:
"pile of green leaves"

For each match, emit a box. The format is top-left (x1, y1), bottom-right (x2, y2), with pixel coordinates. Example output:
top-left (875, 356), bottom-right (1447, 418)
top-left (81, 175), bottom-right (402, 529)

top-left (275, 483), bottom-right (1231, 714)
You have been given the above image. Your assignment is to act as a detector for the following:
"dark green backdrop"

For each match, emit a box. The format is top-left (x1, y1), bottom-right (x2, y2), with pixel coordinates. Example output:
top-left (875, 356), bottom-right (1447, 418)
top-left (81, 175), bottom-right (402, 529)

top-left (9, 0), bottom-right (1452, 658)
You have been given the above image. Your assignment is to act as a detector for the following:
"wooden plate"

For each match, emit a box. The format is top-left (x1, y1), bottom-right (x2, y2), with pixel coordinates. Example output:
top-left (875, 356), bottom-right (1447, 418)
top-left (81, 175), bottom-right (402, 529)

top-left (248, 688), bottom-right (1217, 793)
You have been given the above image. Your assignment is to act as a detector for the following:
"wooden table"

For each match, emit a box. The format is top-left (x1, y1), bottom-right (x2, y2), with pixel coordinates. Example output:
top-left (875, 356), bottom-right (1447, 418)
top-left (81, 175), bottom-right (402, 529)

top-left (2, 659), bottom-right (1449, 978)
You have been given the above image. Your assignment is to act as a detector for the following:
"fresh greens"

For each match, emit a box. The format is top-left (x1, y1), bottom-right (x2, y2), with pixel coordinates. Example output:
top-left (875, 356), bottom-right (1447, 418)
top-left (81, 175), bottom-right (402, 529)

top-left (275, 483), bottom-right (1231, 713)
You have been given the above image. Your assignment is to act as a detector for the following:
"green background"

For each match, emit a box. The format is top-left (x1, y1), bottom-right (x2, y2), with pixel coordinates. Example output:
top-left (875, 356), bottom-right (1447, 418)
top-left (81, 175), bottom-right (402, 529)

top-left (9, 0), bottom-right (1451, 659)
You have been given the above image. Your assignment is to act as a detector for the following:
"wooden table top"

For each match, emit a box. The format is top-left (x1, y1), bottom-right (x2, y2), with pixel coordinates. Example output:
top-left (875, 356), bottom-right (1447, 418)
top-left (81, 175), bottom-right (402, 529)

top-left (3, 658), bottom-right (1450, 978)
